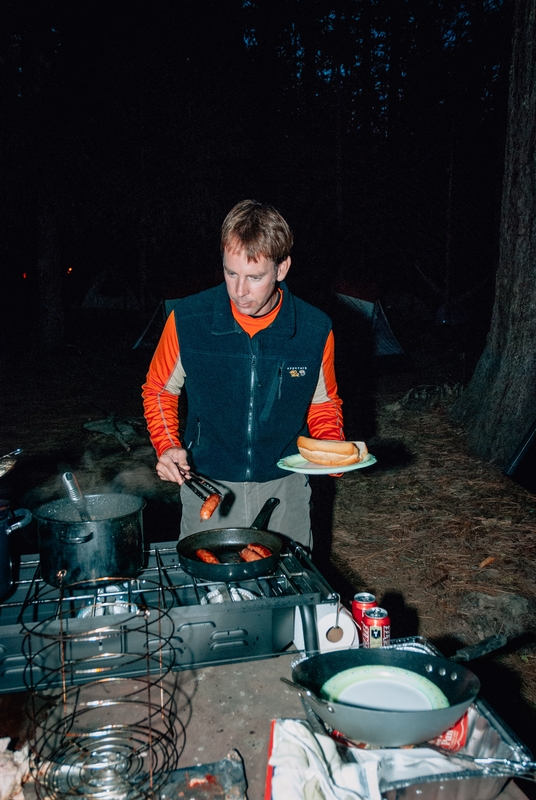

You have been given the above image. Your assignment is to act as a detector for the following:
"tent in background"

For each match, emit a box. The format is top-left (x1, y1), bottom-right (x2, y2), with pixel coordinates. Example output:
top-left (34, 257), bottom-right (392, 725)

top-left (132, 300), bottom-right (167, 349)
top-left (313, 281), bottom-right (408, 440)
top-left (133, 279), bottom-right (406, 362)
top-left (335, 293), bottom-right (406, 357)
top-left (132, 277), bottom-right (219, 349)
top-left (82, 270), bottom-right (141, 311)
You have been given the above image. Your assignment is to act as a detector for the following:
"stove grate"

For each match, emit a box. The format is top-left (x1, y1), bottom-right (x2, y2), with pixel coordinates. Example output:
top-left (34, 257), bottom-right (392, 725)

top-left (0, 542), bottom-right (337, 693)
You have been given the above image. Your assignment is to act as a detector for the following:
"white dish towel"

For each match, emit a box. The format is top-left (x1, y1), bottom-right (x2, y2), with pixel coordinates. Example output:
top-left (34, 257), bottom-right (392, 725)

top-left (269, 719), bottom-right (467, 800)
top-left (269, 719), bottom-right (382, 800)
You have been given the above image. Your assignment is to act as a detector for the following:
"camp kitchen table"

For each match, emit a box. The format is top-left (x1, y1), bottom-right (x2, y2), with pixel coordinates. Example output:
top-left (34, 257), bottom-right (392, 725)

top-left (9, 652), bottom-right (533, 800)
top-left (0, 543), bottom-right (532, 800)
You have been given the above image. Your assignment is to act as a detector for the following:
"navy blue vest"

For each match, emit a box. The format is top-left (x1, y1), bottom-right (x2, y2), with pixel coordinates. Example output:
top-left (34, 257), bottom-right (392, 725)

top-left (168, 281), bottom-right (332, 482)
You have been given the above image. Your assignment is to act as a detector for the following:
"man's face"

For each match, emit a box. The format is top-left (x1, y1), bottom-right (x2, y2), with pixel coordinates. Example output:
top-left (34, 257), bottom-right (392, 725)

top-left (223, 244), bottom-right (291, 317)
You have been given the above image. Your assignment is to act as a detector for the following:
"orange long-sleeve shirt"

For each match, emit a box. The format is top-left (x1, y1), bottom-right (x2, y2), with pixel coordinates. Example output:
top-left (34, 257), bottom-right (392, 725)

top-left (142, 291), bottom-right (344, 458)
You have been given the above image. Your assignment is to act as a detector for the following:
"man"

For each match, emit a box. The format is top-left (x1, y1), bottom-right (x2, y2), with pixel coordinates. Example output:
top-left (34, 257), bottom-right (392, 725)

top-left (142, 200), bottom-right (345, 548)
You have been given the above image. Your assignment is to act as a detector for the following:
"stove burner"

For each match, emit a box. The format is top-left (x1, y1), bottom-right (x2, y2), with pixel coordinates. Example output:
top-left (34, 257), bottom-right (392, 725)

top-left (0, 542), bottom-right (337, 693)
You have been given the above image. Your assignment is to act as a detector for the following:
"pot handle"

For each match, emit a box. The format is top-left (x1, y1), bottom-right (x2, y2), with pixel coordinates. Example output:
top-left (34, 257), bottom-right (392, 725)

top-left (59, 529), bottom-right (94, 544)
top-left (249, 497), bottom-right (280, 531)
top-left (6, 508), bottom-right (32, 534)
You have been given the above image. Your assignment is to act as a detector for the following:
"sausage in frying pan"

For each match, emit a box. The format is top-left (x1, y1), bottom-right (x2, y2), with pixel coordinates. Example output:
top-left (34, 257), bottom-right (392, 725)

top-left (196, 548), bottom-right (220, 564)
top-left (247, 543), bottom-right (273, 558)
top-left (240, 543), bottom-right (273, 562)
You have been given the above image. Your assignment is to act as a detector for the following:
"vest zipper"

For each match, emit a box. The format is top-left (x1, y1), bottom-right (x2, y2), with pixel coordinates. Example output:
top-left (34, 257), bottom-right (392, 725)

top-left (259, 362), bottom-right (285, 422)
top-left (246, 354), bottom-right (257, 480)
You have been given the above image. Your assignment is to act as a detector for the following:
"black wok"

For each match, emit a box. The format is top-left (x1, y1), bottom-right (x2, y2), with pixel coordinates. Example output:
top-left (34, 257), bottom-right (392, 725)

top-left (177, 497), bottom-right (284, 581)
top-left (282, 635), bottom-right (507, 747)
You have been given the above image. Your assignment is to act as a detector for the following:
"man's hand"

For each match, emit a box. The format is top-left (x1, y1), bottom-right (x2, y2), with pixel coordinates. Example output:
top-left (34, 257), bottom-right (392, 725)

top-left (156, 447), bottom-right (191, 484)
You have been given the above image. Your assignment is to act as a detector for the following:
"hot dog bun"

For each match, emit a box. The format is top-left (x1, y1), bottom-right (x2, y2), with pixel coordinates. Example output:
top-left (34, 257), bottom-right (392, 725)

top-left (297, 437), bottom-right (368, 466)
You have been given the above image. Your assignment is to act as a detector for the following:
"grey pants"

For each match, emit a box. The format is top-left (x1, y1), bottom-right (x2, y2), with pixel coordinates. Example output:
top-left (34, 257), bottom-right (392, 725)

top-left (179, 472), bottom-right (312, 549)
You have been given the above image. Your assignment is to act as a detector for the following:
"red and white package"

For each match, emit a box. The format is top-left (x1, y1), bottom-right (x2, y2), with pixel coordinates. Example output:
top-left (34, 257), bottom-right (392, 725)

top-left (428, 711), bottom-right (469, 751)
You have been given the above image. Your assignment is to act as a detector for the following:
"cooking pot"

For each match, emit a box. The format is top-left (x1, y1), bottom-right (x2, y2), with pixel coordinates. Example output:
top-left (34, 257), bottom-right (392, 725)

top-left (0, 499), bottom-right (32, 600)
top-left (282, 635), bottom-right (507, 747)
top-left (34, 493), bottom-right (145, 588)
top-left (177, 497), bottom-right (284, 581)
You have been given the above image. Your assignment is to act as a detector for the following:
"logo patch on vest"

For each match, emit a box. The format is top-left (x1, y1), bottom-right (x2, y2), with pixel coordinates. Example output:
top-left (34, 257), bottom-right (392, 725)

top-left (287, 366), bottom-right (307, 378)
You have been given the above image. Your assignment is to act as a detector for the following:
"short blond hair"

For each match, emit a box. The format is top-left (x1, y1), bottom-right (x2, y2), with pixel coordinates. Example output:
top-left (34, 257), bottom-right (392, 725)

top-left (221, 200), bottom-right (293, 264)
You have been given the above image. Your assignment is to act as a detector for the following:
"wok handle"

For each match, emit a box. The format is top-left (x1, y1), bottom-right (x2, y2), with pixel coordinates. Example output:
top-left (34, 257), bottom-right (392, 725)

top-left (300, 697), bottom-right (328, 734)
top-left (249, 497), bottom-right (280, 531)
top-left (280, 677), bottom-right (330, 708)
top-left (451, 634), bottom-right (508, 662)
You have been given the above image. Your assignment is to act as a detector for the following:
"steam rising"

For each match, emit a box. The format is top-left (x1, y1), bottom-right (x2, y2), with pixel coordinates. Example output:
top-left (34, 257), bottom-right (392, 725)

top-left (21, 445), bottom-right (179, 511)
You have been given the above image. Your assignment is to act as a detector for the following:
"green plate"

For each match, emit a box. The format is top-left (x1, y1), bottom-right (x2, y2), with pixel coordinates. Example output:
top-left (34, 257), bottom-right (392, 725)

top-left (277, 452), bottom-right (377, 475)
top-left (321, 665), bottom-right (450, 711)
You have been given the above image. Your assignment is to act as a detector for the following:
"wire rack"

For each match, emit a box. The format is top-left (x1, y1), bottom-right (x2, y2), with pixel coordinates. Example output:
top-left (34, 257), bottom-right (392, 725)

top-left (21, 575), bottom-right (182, 800)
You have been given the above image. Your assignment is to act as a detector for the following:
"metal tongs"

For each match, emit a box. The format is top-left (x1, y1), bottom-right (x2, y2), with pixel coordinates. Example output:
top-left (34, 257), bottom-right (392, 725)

top-left (178, 468), bottom-right (223, 502)
top-left (62, 471), bottom-right (92, 521)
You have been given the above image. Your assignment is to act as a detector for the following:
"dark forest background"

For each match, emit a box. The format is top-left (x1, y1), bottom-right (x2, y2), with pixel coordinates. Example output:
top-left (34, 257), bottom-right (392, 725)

top-left (2, 1), bottom-right (514, 370)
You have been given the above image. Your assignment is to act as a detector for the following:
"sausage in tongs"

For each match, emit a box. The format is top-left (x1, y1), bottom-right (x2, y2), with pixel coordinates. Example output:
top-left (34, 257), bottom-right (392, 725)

top-left (200, 493), bottom-right (221, 520)
top-left (178, 467), bottom-right (223, 521)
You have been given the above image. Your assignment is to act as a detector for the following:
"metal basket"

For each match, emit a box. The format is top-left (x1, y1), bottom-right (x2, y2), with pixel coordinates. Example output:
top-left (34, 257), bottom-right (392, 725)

top-left (22, 576), bottom-right (182, 800)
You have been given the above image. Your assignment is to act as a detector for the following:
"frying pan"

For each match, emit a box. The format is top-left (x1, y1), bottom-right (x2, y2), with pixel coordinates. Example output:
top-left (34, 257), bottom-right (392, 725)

top-left (282, 634), bottom-right (507, 747)
top-left (177, 497), bottom-right (284, 581)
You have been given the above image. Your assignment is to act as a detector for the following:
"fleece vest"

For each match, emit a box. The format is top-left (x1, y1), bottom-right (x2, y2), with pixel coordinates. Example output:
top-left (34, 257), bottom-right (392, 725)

top-left (169, 281), bottom-right (332, 482)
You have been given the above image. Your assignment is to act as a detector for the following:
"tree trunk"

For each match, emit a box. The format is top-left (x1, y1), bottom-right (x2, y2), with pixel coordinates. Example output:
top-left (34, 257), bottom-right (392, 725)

top-left (452, 0), bottom-right (536, 469)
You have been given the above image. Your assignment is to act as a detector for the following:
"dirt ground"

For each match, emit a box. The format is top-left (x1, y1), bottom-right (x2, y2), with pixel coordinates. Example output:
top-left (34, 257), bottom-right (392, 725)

top-left (2, 310), bottom-right (536, 792)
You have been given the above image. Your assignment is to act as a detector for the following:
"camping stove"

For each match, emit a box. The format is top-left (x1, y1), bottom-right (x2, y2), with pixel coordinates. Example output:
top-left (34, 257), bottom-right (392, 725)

top-left (0, 541), bottom-right (337, 694)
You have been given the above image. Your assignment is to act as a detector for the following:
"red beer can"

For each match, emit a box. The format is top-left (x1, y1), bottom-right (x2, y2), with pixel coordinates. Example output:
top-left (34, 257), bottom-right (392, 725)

top-left (362, 607), bottom-right (390, 648)
top-left (351, 593), bottom-right (377, 630)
